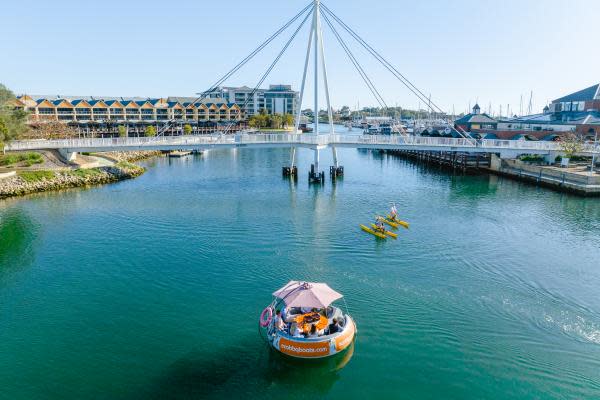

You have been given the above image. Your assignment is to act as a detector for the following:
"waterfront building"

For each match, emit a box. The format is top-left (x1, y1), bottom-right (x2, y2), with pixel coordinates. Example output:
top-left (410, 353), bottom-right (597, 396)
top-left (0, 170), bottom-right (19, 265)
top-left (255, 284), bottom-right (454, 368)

top-left (454, 104), bottom-right (498, 132)
top-left (493, 84), bottom-right (600, 140)
top-left (206, 85), bottom-right (298, 117)
top-left (14, 95), bottom-right (243, 124)
top-left (454, 84), bottom-right (600, 140)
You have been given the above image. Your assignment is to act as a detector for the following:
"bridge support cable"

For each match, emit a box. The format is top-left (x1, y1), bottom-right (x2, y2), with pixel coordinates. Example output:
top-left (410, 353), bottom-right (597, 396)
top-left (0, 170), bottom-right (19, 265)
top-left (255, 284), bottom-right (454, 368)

top-left (321, 3), bottom-right (439, 113)
top-left (321, 3), bottom-right (473, 140)
top-left (221, 7), bottom-right (313, 136)
top-left (156, 1), bottom-right (314, 137)
top-left (321, 12), bottom-right (388, 112)
top-left (195, 2), bottom-right (313, 104)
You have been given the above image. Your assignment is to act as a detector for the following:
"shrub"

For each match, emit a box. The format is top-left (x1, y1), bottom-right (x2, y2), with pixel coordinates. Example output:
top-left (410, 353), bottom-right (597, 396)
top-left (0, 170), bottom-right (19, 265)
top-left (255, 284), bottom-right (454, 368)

top-left (183, 124), bottom-right (192, 135)
top-left (559, 133), bottom-right (584, 158)
top-left (145, 126), bottom-right (156, 137)
top-left (519, 154), bottom-right (544, 163)
top-left (0, 152), bottom-right (43, 166)
top-left (67, 168), bottom-right (103, 178)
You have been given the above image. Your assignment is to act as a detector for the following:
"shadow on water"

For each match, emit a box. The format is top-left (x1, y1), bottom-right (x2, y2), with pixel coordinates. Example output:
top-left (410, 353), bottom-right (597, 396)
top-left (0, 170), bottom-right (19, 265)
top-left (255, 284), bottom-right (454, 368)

top-left (144, 337), bottom-right (355, 400)
top-left (0, 208), bottom-right (37, 278)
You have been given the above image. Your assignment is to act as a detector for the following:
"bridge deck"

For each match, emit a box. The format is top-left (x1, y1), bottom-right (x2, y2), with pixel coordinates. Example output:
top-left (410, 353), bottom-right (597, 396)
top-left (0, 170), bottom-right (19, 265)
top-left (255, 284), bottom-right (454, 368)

top-left (5, 133), bottom-right (597, 156)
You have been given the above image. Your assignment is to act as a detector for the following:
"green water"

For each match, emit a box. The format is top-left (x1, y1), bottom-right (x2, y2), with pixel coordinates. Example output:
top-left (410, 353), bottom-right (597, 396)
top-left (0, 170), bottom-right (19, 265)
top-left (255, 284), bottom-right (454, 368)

top-left (1, 146), bottom-right (600, 399)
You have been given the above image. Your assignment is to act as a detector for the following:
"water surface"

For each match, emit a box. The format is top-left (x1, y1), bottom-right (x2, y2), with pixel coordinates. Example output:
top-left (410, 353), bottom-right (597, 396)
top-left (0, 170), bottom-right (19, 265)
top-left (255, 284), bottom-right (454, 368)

top-left (1, 144), bottom-right (600, 399)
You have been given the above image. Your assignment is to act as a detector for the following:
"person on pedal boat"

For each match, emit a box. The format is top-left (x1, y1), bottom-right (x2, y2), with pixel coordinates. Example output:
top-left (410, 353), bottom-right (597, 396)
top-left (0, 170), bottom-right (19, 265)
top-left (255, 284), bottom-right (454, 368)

top-left (375, 216), bottom-right (386, 232)
top-left (390, 204), bottom-right (398, 221)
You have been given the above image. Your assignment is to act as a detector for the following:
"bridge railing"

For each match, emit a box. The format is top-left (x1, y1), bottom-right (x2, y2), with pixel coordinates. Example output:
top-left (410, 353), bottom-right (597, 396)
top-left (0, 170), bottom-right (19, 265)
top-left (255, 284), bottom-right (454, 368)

top-left (329, 134), bottom-right (477, 147)
top-left (6, 133), bottom-right (597, 154)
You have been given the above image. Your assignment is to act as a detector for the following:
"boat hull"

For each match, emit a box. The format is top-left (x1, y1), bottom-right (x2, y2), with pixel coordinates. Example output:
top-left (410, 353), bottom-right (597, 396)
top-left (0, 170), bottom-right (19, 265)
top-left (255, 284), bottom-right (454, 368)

top-left (271, 316), bottom-right (356, 359)
top-left (370, 223), bottom-right (398, 239)
top-left (387, 215), bottom-right (410, 229)
top-left (360, 224), bottom-right (386, 239)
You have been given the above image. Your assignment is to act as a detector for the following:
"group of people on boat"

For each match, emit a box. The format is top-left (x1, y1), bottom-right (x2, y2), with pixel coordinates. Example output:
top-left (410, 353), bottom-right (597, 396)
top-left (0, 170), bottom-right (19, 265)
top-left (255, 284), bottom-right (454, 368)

top-left (373, 204), bottom-right (400, 233)
top-left (273, 307), bottom-right (344, 339)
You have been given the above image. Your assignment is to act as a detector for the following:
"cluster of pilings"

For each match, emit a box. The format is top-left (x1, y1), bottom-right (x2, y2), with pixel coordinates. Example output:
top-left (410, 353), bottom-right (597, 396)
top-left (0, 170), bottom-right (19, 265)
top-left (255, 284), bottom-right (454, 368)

top-left (330, 165), bottom-right (344, 180)
top-left (386, 150), bottom-right (491, 172)
top-left (282, 164), bottom-right (343, 184)
top-left (308, 164), bottom-right (326, 184)
top-left (282, 166), bottom-right (298, 181)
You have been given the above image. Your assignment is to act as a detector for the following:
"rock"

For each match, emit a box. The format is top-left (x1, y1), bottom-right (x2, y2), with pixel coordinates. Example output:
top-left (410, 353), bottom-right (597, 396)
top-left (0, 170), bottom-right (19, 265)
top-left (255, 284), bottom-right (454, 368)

top-left (0, 164), bottom-right (146, 200)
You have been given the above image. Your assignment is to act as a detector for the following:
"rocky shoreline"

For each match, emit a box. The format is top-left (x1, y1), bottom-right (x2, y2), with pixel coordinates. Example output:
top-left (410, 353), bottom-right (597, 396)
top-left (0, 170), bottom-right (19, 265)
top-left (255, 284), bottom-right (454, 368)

top-left (102, 151), bottom-right (163, 163)
top-left (0, 162), bottom-right (145, 199)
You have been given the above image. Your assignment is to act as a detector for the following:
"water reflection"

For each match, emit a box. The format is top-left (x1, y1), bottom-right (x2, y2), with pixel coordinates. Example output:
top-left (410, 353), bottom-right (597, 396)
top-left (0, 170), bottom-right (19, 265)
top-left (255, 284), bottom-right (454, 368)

top-left (0, 209), bottom-right (37, 280)
top-left (146, 339), bottom-right (354, 400)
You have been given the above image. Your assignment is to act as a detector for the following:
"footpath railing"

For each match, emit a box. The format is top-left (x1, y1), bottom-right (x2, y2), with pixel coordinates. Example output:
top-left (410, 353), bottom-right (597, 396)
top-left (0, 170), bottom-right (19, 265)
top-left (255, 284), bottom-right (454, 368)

top-left (6, 133), bottom-right (596, 154)
top-left (500, 159), bottom-right (600, 188)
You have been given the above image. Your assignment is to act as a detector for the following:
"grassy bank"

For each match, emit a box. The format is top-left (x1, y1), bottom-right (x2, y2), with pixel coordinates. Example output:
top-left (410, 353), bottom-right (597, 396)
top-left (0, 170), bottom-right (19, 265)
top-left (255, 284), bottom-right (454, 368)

top-left (1, 163), bottom-right (146, 199)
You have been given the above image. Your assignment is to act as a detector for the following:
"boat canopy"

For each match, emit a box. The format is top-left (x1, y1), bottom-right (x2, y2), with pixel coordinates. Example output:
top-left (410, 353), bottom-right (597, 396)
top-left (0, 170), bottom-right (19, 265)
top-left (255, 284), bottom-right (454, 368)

top-left (273, 281), bottom-right (343, 308)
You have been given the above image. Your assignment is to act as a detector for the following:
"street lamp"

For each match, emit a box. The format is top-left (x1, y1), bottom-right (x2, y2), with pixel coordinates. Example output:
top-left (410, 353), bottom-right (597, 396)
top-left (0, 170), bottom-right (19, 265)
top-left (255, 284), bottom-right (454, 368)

top-left (591, 130), bottom-right (598, 176)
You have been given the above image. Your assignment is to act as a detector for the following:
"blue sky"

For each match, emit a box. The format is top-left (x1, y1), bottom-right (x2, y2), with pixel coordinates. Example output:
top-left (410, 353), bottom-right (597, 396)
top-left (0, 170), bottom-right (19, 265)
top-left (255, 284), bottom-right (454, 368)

top-left (1, 0), bottom-right (599, 115)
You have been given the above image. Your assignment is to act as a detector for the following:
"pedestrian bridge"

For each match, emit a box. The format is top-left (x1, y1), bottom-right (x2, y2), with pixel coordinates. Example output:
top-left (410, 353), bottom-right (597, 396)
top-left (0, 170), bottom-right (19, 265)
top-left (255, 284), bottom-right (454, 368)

top-left (7, 133), bottom-right (592, 157)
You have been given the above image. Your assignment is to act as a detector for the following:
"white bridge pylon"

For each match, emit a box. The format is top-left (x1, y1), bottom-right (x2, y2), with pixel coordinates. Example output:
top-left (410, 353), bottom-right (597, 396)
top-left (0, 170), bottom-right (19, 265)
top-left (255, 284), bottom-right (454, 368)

top-left (292, 0), bottom-right (338, 175)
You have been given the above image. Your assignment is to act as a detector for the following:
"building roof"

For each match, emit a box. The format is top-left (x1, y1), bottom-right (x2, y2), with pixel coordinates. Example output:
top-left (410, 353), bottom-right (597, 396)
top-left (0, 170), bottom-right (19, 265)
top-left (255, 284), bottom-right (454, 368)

top-left (502, 110), bottom-right (600, 126)
top-left (166, 96), bottom-right (228, 104)
top-left (552, 84), bottom-right (600, 103)
top-left (455, 112), bottom-right (496, 124)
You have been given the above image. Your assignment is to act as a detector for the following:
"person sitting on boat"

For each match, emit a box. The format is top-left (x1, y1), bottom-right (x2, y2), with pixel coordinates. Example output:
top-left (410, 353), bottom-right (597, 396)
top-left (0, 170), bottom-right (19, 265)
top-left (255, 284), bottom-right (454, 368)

top-left (327, 318), bottom-right (342, 335)
top-left (390, 204), bottom-right (398, 220)
top-left (307, 324), bottom-right (319, 338)
top-left (281, 306), bottom-right (293, 323)
top-left (274, 309), bottom-right (287, 332)
top-left (291, 323), bottom-right (303, 338)
top-left (375, 217), bottom-right (386, 232)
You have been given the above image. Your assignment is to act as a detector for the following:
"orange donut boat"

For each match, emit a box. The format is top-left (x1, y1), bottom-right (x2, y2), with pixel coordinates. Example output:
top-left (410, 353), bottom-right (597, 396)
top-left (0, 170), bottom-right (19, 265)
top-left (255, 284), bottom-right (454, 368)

top-left (259, 281), bottom-right (357, 359)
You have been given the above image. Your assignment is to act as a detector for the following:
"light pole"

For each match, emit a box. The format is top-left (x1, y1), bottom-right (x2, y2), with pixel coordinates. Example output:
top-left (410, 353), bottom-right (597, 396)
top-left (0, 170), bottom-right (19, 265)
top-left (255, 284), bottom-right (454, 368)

top-left (591, 130), bottom-right (598, 176)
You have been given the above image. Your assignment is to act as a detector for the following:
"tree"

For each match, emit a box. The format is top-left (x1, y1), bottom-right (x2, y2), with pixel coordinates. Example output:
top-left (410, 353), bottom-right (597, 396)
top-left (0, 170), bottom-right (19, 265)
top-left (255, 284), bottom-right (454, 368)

top-left (183, 124), bottom-right (192, 135)
top-left (145, 125), bottom-right (156, 137)
top-left (0, 117), bottom-right (7, 151)
top-left (0, 84), bottom-right (14, 106)
top-left (118, 125), bottom-right (127, 138)
top-left (0, 83), bottom-right (29, 149)
top-left (271, 114), bottom-right (283, 129)
top-left (283, 113), bottom-right (294, 128)
top-left (248, 114), bottom-right (268, 129)
top-left (559, 133), bottom-right (584, 164)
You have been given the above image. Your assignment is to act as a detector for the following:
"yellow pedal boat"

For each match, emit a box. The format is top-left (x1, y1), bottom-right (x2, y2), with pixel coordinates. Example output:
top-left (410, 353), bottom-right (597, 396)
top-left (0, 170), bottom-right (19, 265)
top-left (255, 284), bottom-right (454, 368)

top-left (387, 215), bottom-right (410, 229)
top-left (370, 223), bottom-right (398, 239)
top-left (379, 216), bottom-right (400, 229)
top-left (360, 224), bottom-right (386, 239)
